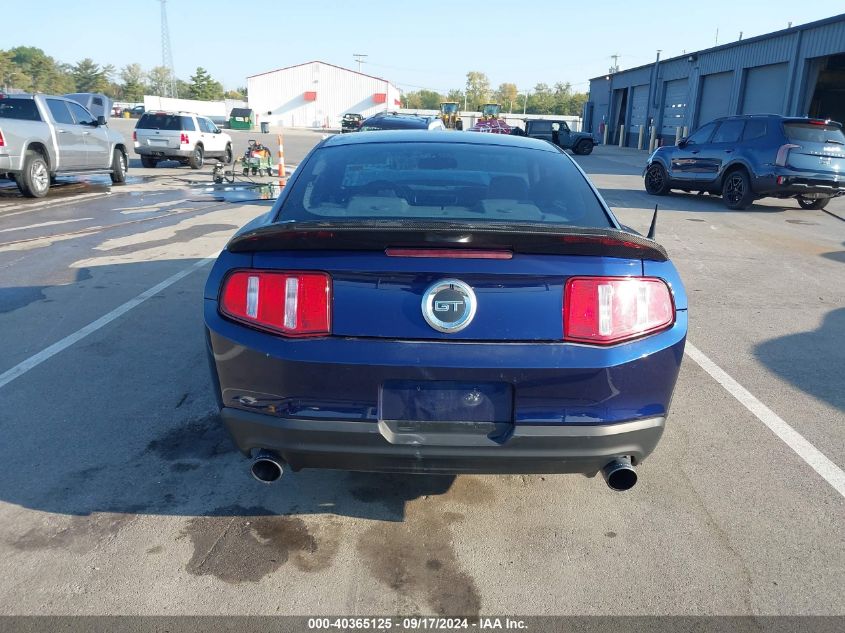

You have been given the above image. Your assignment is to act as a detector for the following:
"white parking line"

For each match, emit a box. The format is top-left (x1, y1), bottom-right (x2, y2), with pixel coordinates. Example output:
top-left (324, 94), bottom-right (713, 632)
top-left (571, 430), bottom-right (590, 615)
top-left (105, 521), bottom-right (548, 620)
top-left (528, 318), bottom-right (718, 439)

top-left (685, 342), bottom-right (845, 499)
top-left (0, 218), bottom-right (93, 234)
top-left (0, 254), bottom-right (216, 391)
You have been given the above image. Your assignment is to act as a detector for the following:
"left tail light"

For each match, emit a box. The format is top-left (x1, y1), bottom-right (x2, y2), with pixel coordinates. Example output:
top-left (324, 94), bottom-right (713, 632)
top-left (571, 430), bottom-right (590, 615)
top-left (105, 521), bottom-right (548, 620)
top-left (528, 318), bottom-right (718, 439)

top-left (220, 270), bottom-right (331, 337)
top-left (564, 277), bottom-right (674, 345)
top-left (0, 129), bottom-right (6, 147)
top-left (775, 143), bottom-right (800, 167)
top-left (132, 130), bottom-right (136, 141)
top-left (180, 133), bottom-right (190, 144)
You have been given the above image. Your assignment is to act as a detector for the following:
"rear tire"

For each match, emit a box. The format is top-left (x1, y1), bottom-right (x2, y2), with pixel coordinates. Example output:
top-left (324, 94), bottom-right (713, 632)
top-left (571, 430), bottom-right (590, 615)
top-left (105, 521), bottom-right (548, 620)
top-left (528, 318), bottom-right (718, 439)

top-left (644, 163), bottom-right (671, 196)
top-left (796, 195), bottom-right (831, 210)
top-left (141, 155), bottom-right (157, 168)
top-left (17, 151), bottom-right (50, 198)
top-left (110, 149), bottom-right (127, 184)
top-left (189, 145), bottom-right (204, 170)
top-left (722, 169), bottom-right (754, 210)
top-left (221, 145), bottom-right (233, 165)
top-left (575, 139), bottom-right (594, 155)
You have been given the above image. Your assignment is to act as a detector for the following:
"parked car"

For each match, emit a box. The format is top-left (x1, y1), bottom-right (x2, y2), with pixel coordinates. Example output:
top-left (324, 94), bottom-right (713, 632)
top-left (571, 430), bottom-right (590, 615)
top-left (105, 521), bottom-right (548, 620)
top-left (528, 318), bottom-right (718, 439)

top-left (341, 113), bottom-right (363, 133)
top-left (359, 112), bottom-right (446, 131)
top-left (204, 130), bottom-right (688, 491)
top-left (644, 115), bottom-right (845, 210)
top-left (513, 119), bottom-right (596, 155)
top-left (133, 111), bottom-right (233, 169)
top-left (128, 105), bottom-right (145, 118)
top-left (0, 93), bottom-right (128, 198)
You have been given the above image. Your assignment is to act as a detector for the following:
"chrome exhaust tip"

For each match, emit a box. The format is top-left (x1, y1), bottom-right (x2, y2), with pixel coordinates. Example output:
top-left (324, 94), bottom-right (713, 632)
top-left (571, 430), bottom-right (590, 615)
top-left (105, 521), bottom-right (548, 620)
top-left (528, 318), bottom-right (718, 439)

top-left (602, 457), bottom-right (637, 491)
top-left (250, 450), bottom-right (284, 484)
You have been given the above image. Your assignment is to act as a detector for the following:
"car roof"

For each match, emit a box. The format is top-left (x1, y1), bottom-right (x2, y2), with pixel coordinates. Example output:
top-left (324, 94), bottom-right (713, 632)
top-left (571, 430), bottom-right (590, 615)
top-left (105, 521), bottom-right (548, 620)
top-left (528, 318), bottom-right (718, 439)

top-left (321, 129), bottom-right (559, 151)
top-left (142, 110), bottom-right (198, 116)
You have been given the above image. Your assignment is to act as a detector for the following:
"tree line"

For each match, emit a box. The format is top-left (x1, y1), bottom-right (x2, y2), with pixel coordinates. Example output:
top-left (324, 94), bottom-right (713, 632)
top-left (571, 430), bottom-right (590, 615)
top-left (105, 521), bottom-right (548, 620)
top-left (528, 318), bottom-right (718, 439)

top-left (0, 47), bottom-right (245, 101)
top-left (402, 71), bottom-right (588, 117)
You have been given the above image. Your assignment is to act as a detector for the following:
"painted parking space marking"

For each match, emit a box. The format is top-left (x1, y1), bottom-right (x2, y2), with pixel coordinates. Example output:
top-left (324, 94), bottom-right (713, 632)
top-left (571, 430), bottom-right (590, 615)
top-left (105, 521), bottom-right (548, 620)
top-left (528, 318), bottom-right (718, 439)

top-left (685, 342), bottom-right (845, 499)
top-left (0, 253), bottom-right (217, 390)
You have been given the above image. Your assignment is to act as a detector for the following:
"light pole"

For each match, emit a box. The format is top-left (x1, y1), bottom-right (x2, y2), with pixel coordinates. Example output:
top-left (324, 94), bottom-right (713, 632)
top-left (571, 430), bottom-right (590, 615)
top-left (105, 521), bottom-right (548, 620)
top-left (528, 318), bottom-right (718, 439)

top-left (522, 90), bottom-right (529, 116)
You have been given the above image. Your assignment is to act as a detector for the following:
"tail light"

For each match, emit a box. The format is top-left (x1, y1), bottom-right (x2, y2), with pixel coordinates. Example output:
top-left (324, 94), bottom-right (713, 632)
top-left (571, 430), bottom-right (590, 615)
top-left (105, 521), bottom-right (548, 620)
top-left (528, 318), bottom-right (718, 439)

top-left (775, 143), bottom-right (800, 167)
top-left (180, 133), bottom-right (190, 145)
top-left (564, 277), bottom-right (674, 345)
top-left (0, 129), bottom-right (5, 147)
top-left (220, 270), bottom-right (331, 337)
top-left (132, 130), bottom-right (137, 141)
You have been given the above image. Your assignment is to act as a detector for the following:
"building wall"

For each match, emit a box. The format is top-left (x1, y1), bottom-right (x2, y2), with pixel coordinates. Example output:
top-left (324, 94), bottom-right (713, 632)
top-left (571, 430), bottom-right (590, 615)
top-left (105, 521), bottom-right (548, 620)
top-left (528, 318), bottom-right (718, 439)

top-left (586, 14), bottom-right (845, 147)
top-left (248, 62), bottom-right (401, 129)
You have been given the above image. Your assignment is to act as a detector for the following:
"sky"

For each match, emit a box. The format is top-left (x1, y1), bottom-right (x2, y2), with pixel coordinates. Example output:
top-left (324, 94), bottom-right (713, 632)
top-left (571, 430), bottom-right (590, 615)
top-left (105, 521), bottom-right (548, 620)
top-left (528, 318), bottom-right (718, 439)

top-left (6, 0), bottom-right (844, 94)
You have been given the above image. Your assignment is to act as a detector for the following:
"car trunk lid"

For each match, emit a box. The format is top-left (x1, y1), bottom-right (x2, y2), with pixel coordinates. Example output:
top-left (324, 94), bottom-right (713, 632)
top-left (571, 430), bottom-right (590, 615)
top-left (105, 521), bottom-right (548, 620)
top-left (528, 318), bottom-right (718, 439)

top-left (783, 120), bottom-right (845, 174)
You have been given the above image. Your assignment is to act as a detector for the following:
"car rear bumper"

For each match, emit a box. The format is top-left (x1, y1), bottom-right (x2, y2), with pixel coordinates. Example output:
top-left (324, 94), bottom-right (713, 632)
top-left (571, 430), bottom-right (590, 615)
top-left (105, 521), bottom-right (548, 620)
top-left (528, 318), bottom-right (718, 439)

top-left (753, 171), bottom-right (845, 197)
top-left (221, 407), bottom-right (666, 474)
top-left (134, 146), bottom-right (193, 158)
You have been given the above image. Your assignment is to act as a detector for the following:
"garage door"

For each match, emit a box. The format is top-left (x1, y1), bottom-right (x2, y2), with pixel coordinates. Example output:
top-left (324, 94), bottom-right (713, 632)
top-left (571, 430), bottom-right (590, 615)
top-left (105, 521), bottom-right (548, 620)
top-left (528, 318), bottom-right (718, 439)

top-left (661, 79), bottom-right (688, 136)
top-left (741, 63), bottom-right (788, 114)
top-left (629, 84), bottom-right (649, 130)
top-left (698, 71), bottom-right (734, 126)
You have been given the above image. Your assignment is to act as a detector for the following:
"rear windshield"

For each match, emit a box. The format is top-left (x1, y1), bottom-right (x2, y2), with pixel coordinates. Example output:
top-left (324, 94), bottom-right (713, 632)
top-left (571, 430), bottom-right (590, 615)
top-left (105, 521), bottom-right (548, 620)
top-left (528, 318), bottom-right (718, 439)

top-left (136, 113), bottom-right (195, 131)
top-left (784, 123), bottom-right (845, 145)
top-left (360, 119), bottom-right (426, 131)
top-left (0, 98), bottom-right (42, 122)
top-left (279, 140), bottom-right (611, 228)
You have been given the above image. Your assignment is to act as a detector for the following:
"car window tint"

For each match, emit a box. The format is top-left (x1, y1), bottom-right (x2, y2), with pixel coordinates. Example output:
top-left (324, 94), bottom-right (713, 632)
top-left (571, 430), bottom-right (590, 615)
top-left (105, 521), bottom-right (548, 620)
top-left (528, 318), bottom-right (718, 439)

top-left (531, 121), bottom-right (552, 133)
top-left (686, 122), bottom-right (717, 145)
top-left (0, 98), bottom-right (42, 121)
top-left (784, 123), bottom-right (845, 144)
top-left (137, 113), bottom-right (184, 130)
top-left (711, 120), bottom-right (745, 143)
top-left (198, 118), bottom-right (211, 133)
top-left (281, 142), bottom-right (611, 228)
top-left (67, 101), bottom-right (96, 125)
top-left (93, 97), bottom-right (103, 106)
top-left (181, 116), bottom-right (196, 131)
top-left (46, 99), bottom-right (74, 125)
top-left (742, 119), bottom-right (767, 140)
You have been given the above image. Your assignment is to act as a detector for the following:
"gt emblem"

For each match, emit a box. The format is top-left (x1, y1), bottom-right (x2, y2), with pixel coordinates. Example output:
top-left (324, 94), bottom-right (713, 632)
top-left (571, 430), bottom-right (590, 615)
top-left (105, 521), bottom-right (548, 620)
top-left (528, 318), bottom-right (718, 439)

top-left (422, 279), bottom-right (477, 333)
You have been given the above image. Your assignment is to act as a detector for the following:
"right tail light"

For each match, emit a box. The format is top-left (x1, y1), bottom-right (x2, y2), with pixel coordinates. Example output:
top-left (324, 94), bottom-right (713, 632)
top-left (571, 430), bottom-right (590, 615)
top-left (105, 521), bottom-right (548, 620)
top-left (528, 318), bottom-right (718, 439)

top-left (564, 277), bottom-right (675, 345)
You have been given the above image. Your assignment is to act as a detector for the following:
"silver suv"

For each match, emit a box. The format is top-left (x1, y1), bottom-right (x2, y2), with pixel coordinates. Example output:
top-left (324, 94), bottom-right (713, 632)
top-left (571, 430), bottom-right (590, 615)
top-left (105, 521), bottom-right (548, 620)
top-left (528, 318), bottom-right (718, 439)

top-left (134, 111), bottom-right (233, 169)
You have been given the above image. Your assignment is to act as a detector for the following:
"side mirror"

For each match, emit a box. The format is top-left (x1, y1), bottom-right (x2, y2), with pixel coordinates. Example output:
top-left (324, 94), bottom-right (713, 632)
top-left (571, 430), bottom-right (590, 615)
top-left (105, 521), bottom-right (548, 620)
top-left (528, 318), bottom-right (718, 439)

top-left (97, 115), bottom-right (107, 126)
top-left (677, 138), bottom-right (688, 148)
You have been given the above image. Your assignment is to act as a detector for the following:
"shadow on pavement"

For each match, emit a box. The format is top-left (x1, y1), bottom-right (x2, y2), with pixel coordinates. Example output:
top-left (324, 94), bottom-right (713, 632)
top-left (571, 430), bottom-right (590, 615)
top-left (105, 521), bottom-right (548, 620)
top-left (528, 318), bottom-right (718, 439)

top-left (754, 307), bottom-right (845, 413)
top-left (0, 258), bottom-right (463, 525)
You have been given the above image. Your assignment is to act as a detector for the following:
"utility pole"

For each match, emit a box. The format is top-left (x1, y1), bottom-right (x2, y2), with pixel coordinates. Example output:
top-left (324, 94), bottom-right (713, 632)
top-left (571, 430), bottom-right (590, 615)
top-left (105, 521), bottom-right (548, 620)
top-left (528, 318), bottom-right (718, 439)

top-left (352, 54), bottom-right (368, 72)
top-left (159, 0), bottom-right (177, 98)
top-left (609, 53), bottom-right (620, 74)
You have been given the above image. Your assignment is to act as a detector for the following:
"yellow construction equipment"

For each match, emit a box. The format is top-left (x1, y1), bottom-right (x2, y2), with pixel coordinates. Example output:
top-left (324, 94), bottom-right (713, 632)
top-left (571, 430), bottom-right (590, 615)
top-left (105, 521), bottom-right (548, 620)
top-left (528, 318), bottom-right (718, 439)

top-left (439, 102), bottom-right (463, 130)
top-left (480, 103), bottom-right (502, 120)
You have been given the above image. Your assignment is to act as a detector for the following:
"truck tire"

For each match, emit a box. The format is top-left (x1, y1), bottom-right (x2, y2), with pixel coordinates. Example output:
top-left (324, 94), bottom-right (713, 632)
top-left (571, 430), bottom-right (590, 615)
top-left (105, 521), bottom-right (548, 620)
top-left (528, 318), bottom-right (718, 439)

top-left (110, 149), bottom-right (127, 184)
top-left (17, 150), bottom-right (50, 198)
top-left (141, 156), bottom-right (157, 168)
top-left (796, 195), bottom-right (831, 210)
top-left (189, 145), bottom-right (204, 170)
top-left (575, 139), bottom-right (594, 155)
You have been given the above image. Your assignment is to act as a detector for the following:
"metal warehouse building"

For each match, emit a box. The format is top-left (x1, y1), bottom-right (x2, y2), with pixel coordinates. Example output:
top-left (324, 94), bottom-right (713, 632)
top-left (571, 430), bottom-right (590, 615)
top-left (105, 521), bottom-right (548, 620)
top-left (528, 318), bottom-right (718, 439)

top-left (247, 61), bottom-right (402, 129)
top-left (585, 13), bottom-right (845, 148)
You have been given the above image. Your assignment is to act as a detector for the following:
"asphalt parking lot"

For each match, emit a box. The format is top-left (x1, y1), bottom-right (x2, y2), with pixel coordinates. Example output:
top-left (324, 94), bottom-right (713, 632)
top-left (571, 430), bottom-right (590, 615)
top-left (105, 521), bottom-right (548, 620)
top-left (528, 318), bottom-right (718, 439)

top-left (0, 134), bottom-right (843, 618)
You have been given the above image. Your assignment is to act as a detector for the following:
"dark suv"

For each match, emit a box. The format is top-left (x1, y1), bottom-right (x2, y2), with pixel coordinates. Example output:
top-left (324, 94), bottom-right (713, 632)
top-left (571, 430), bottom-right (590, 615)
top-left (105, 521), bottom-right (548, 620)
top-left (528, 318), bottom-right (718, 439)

top-left (341, 113), bottom-right (363, 133)
top-left (644, 115), bottom-right (845, 210)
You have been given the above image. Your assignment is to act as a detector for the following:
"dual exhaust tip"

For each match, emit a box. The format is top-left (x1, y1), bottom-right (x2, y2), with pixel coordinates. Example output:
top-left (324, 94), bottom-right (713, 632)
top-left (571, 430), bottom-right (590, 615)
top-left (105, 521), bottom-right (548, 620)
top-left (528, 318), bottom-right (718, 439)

top-left (250, 450), bottom-right (637, 491)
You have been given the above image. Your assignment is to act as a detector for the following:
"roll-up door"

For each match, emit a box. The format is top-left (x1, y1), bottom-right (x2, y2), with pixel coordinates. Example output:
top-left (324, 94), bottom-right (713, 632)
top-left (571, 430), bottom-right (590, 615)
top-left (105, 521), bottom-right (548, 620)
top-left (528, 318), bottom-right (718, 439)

top-left (741, 63), bottom-right (788, 114)
top-left (698, 71), bottom-right (734, 126)
top-left (661, 79), bottom-right (688, 136)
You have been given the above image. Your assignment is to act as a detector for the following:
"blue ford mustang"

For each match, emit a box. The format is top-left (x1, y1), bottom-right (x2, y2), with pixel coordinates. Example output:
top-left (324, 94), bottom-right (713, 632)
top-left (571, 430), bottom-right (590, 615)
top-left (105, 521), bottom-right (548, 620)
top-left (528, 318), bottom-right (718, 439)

top-left (204, 131), bottom-right (687, 491)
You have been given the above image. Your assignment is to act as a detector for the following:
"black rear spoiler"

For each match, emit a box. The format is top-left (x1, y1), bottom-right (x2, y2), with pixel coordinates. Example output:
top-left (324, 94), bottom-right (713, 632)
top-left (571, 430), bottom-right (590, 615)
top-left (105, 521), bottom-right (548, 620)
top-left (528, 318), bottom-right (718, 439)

top-left (228, 220), bottom-right (668, 262)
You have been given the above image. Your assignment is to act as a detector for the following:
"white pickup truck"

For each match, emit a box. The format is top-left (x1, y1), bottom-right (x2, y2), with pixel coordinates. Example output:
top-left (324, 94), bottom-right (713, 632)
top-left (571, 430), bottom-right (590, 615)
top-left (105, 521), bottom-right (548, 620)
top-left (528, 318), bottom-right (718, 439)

top-left (0, 93), bottom-right (128, 198)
